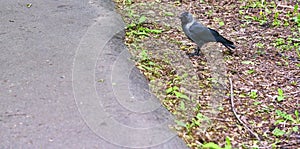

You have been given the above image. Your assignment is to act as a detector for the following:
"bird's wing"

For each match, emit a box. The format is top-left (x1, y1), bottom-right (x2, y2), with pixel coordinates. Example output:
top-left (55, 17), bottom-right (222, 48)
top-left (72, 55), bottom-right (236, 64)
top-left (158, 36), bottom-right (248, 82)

top-left (208, 28), bottom-right (236, 49)
top-left (208, 28), bottom-right (234, 45)
top-left (188, 22), bottom-right (216, 43)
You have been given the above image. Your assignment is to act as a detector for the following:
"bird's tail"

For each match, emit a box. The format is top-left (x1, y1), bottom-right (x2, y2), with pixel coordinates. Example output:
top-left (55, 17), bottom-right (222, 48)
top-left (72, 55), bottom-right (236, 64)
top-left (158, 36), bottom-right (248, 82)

top-left (218, 36), bottom-right (236, 49)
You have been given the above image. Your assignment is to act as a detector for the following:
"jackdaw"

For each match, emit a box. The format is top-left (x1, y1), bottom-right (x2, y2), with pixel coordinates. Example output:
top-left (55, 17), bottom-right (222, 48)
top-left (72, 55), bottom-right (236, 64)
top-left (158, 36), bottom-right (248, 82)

top-left (179, 12), bottom-right (235, 56)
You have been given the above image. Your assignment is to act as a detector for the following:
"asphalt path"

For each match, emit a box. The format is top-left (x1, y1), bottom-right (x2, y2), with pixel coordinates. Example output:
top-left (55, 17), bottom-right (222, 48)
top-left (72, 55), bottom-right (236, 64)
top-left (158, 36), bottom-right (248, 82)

top-left (0, 0), bottom-right (188, 148)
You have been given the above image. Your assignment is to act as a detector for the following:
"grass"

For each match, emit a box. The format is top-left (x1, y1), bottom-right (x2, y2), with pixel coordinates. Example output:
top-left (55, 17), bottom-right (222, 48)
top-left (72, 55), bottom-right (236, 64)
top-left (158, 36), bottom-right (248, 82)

top-left (114, 0), bottom-right (300, 148)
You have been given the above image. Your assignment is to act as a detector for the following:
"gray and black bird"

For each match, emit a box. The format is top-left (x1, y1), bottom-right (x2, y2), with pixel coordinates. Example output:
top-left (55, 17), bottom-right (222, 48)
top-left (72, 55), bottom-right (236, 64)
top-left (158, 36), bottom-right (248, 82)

top-left (179, 12), bottom-right (235, 56)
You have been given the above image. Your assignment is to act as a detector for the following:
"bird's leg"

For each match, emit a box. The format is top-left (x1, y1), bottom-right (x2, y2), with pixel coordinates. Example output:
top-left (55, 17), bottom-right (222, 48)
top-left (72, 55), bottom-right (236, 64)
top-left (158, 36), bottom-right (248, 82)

top-left (224, 48), bottom-right (234, 55)
top-left (188, 46), bottom-right (201, 57)
top-left (194, 46), bottom-right (200, 55)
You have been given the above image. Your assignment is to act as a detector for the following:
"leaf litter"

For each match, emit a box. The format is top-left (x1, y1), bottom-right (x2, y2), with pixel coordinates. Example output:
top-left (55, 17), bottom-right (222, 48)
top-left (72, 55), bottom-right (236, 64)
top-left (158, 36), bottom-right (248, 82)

top-left (114, 0), bottom-right (300, 148)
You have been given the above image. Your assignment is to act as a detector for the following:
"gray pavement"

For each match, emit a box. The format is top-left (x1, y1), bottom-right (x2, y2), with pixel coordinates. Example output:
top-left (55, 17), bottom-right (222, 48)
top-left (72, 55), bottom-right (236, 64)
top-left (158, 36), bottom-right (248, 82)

top-left (0, 0), bottom-right (188, 148)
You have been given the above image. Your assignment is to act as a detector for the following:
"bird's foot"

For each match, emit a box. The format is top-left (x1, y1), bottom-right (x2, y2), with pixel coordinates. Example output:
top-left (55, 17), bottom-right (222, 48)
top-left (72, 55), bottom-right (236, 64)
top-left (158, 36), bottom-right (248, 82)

top-left (187, 52), bottom-right (202, 57)
top-left (224, 49), bottom-right (234, 55)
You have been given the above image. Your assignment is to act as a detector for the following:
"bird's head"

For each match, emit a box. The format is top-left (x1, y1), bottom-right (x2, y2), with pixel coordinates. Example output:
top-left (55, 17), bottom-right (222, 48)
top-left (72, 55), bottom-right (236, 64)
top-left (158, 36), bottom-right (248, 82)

top-left (179, 12), bottom-right (194, 25)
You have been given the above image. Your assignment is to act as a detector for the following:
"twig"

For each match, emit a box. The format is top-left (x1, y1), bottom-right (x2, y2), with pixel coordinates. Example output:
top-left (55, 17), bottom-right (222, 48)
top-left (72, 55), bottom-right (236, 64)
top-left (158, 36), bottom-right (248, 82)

top-left (278, 123), bottom-right (300, 126)
top-left (237, 72), bottom-right (254, 86)
top-left (277, 4), bottom-right (300, 11)
top-left (275, 139), bottom-right (300, 148)
top-left (210, 117), bottom-right (233, 122)
top-left (291, 38), bottom-right (300, 42)
top-left (243, 144), bottom-right (273, 149)
top-left (229, 78), bottom-right (261, 141)
top-left (188, 2), bottom-right (192, 13)
top-left (286, 90), bottom-right (300, 95)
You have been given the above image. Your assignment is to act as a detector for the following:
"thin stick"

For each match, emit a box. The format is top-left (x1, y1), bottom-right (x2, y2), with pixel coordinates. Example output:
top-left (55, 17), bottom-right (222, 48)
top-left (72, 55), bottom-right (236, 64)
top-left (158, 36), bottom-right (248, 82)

top-left (229, 78), bottom-right (261, 141)
top-left (188, 2), bottom-right (192, 13)
top-left (277, 123), bottom-right (300, 126)
top-left (286, 90), bottom-right (300, 95)
top-left (237, 72), bottom-right (254, 86)
top-left (278, 4), bottom-right (300, 11)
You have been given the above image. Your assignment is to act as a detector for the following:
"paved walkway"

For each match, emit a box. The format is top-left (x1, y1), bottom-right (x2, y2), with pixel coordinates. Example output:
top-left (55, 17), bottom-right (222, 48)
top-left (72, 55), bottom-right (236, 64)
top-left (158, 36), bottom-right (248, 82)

top-left (0, 0), bottom-right (188, 148)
